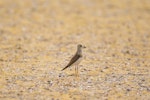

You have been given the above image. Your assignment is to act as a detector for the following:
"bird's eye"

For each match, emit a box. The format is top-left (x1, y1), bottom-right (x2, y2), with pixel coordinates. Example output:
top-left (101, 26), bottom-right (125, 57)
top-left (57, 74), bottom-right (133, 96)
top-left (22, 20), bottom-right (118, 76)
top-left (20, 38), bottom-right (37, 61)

top-left (78, 44), bottom-right (82, 47)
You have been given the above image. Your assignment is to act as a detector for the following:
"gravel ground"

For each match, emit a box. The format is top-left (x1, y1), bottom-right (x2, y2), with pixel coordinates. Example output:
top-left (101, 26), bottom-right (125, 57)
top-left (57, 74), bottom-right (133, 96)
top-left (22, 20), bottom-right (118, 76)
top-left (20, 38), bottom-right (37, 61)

top-left (0, 0), bottom-right (150, 100)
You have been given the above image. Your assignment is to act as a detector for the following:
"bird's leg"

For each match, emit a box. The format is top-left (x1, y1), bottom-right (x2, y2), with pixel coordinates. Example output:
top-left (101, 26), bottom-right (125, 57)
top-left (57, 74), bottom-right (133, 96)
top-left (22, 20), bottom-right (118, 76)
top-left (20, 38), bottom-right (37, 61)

top-left (75, 65), bottom-right (77, 76)
top-left (77, 65), bottom-right (79, 77)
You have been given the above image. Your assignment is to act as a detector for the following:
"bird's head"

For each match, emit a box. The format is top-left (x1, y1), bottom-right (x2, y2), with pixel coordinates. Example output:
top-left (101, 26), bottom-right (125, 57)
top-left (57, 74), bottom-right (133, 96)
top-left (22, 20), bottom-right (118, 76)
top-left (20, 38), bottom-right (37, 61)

top-left (77, 44), bottom-right (86, 49)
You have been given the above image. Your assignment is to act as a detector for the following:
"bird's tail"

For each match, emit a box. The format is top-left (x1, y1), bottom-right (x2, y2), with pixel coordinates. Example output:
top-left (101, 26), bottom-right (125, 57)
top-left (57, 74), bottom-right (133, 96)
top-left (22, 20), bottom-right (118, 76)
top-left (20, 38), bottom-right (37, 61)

top-left (61, 66), bottom-right (69, 71)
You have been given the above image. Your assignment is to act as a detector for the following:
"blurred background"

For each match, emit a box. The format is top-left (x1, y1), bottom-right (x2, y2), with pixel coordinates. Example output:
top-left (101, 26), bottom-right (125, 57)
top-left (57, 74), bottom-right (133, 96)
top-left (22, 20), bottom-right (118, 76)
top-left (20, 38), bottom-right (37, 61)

top-left (0, 0), bottom-right (150, 99)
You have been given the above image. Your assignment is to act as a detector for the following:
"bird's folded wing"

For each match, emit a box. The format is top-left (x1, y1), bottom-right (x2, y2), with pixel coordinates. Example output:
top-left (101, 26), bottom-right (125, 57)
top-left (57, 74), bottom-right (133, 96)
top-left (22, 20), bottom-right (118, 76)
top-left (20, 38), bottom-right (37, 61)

top-left (61, 54), bottom-right (81, 71)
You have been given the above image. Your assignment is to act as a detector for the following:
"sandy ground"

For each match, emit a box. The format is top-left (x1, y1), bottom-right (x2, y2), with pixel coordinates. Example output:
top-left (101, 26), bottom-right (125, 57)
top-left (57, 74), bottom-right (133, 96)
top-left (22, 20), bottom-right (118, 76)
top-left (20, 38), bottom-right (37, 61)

top-left (0, 0), bottom-right (150, 100)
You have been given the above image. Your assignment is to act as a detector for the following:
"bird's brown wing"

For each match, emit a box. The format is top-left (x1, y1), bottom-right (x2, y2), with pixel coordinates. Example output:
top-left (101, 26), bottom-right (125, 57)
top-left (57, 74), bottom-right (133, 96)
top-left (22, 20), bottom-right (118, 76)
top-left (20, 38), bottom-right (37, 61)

top-left (61, 54), bottom-right (81, 71)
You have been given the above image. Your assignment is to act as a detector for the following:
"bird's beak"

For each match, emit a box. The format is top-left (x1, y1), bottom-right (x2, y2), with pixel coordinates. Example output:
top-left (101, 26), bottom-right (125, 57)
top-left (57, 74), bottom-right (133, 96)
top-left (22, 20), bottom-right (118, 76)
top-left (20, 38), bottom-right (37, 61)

top-left (83, 46), bottom-right (86, 48)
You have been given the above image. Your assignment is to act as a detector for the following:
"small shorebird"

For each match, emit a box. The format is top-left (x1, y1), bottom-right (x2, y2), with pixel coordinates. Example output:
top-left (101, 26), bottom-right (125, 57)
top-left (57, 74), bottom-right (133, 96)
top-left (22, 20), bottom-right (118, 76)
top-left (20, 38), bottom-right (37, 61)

top-left (61, 44), bottom-right (86, 76)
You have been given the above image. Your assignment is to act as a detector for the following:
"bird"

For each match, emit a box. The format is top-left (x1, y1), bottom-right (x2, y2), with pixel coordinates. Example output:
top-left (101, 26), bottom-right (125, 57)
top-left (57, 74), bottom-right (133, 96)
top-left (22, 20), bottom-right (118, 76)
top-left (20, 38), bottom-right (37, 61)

top-left (61, 44), bottom-right (86, 76)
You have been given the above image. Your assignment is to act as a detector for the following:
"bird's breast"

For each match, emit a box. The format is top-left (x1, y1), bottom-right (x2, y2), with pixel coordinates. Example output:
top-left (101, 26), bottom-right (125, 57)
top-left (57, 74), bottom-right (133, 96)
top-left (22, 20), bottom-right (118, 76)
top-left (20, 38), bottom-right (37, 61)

top-left (74, 56), bottom-right (82, 65)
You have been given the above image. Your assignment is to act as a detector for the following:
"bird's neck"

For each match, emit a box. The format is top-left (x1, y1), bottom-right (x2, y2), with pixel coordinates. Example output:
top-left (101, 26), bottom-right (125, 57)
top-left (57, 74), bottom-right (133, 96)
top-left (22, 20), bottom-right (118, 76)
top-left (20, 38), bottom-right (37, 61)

top-left (77, 48), bottom-right (82, 55)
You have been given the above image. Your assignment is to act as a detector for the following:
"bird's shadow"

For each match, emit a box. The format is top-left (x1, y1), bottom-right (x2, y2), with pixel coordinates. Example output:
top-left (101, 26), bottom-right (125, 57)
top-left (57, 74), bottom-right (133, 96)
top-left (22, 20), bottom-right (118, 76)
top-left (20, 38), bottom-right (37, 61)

top-left (59, 72), bottom-right (77, 78)
top-left (67, 73), bottom-right (76, 77)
